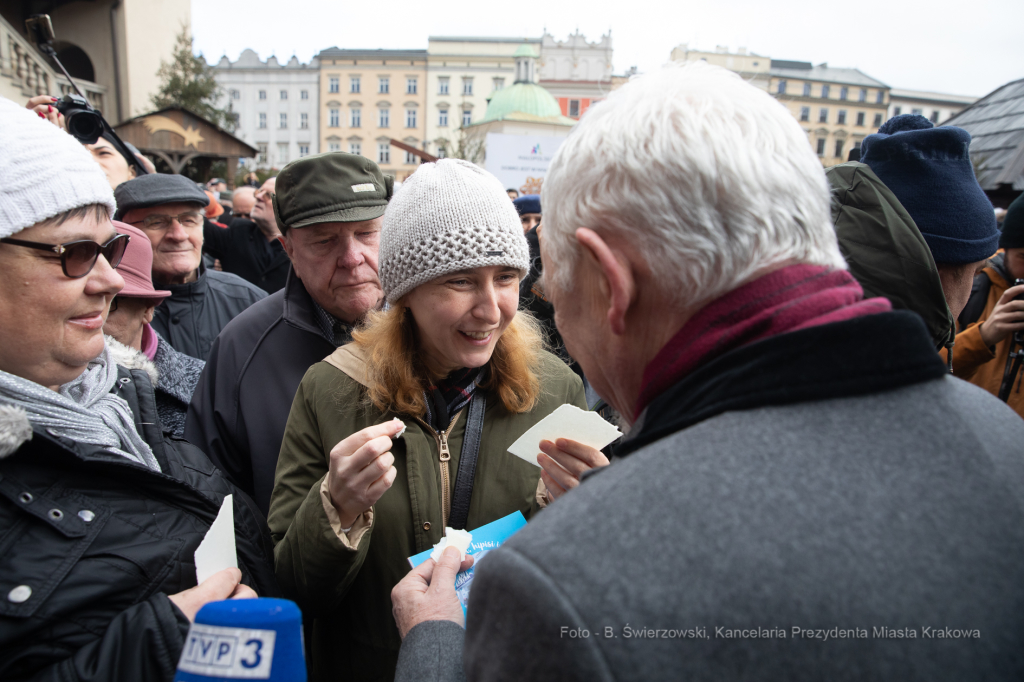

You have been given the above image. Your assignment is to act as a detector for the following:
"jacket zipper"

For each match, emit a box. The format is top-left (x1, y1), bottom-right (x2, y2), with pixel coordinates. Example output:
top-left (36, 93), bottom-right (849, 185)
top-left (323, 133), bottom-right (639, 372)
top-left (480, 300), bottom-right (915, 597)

top-left (417, 410), bottom-right (464, 529)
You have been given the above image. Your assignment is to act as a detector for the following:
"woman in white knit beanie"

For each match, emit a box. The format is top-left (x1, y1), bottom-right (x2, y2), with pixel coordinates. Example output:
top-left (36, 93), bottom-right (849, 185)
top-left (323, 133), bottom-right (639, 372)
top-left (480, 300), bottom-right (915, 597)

top-left (270, 159), bottom-right (607, 679)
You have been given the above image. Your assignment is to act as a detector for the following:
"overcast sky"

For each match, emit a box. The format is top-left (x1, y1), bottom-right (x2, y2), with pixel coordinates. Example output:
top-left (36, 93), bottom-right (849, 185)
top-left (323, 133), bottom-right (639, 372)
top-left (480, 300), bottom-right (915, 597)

top-left (192, 0), bottom-right (1022, 98)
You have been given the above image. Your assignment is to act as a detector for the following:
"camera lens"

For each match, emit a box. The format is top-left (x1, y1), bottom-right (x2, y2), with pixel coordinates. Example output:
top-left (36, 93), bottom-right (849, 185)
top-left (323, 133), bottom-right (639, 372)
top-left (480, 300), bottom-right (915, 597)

top-left (65, 110), bottom-right (103, 145)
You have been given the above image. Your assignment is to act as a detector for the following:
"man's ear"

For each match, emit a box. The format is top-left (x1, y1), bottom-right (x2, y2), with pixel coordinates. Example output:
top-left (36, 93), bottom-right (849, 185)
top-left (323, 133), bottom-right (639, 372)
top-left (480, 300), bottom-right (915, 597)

top-left (280, 232), bottom-right (294, 260)
top-left (144, 303), bottom-right (157, 324)
top-left (575, 228), bottom-right (636, 336)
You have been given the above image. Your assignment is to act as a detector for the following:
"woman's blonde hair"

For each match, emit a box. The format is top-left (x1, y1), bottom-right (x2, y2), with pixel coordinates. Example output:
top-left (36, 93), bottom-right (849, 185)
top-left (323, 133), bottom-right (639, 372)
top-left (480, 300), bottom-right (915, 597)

top-left (353, 305), bottom-right (545, 417)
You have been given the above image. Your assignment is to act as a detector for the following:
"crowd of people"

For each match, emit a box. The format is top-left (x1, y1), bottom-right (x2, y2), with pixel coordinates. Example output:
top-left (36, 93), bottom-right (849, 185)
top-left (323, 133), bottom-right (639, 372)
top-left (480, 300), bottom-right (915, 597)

top-left (1, 60), bottom-right (1023, 681)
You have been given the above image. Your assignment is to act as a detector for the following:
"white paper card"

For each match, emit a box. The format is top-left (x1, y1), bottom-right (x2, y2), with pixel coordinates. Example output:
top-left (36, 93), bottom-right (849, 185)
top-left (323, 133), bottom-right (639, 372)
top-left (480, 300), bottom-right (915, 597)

top-left (195, 494), bottom-right (237, 584)
top-left (507, 404), bottom-right (622, 466)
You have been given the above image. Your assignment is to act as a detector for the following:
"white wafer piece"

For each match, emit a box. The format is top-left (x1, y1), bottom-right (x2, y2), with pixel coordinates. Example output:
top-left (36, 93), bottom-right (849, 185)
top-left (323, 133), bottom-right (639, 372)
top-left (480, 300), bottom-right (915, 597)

top-left (429, 527), bottom-right (473, 562)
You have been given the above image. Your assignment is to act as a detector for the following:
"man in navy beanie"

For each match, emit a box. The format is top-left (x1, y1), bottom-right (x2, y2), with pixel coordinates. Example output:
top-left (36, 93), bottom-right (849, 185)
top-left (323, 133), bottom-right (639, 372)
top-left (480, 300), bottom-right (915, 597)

top-left (860, 114), bottom-right (1000, 320)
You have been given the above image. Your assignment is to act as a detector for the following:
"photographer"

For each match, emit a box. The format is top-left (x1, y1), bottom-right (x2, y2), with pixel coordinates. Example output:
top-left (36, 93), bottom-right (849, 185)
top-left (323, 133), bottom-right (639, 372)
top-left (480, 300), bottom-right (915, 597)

top-left (26, 95), bottom-right (140, 191)
top-left (952, 193), bottom-right (1024, 417)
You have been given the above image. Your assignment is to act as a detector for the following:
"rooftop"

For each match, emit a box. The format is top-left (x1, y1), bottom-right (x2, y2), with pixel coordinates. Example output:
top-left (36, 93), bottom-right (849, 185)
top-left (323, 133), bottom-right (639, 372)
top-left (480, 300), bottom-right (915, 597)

top-left (945, 78), bottom-right (1024, 191)
top-left (769, 61), bottom-right (888, 89)
top-left (479, 82), bottom-right (574, 126)
top-left (317, 48), bottom-right (427, 59)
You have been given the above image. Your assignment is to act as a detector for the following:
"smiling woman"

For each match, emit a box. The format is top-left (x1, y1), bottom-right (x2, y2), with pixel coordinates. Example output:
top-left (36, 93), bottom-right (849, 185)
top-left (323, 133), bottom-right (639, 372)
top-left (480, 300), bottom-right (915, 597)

top-left (268, 159), bottom-right (593, 680)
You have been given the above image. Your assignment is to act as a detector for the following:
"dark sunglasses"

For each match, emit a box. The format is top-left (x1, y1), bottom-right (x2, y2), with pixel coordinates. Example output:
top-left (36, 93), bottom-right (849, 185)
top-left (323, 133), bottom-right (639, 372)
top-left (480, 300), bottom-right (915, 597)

top-left (0, 233), bottom-right (130, 278)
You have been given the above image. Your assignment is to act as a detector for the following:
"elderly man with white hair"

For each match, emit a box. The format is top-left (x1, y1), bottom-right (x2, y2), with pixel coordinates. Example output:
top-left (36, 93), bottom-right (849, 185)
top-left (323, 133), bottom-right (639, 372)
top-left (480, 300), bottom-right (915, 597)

top-left (389, 63), bottom-right (1024, 681)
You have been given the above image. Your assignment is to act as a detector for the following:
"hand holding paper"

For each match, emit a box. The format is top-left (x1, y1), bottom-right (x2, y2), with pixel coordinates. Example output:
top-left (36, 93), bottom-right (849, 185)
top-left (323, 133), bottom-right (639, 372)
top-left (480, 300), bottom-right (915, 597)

top-left (507, 404), bottom-right (621, 466)
top-left (538, 437), bottom-right (611, 501)
top-left (195, 494), bottom-right (237, 584)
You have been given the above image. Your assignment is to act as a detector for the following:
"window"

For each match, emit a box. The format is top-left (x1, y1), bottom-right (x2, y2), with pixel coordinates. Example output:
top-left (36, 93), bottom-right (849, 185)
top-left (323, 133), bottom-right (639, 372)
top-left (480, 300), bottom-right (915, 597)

top-left (379, 77), bottom-right (389, 94)
top-left (438, 109), bottom-right (448, 127)
top-left (840, 87), bottom-right (848, 101)
top-left (406, 108), bottom-right (417, 128)
top-left (378, 142), bottom-right (390, 164)
top-left (856, 111), bottom-right (865, 126)
top-left (279, 113), bottom-right (288, 129)
top-left (301, 90), bottom-right (309, 100)
top-left (350, 77), bottom-right (361, 94)
top-left (231, 89), bottom-right (240, 100)
top-left (329, 108), bottom-right (339, 127)
top-left (821, 85), bottom-right (830, 99)
top-left (406, 78), bottom-right (417, 94)
top-left (859, 88), bottom-right (867, 102)
top-left (257, 143), bottom-right (267, 164)
top-left (462, 77), bottom-right (473, 95)
top-left (350, 141), bottom-right (361, 156)
top-left (569, 99), bottom-right (580, 118)
top-left (462, 109), bottom-right (472, 127)
top-left (800, 106), bottom-right (810, 122)
top-left (777, 80), bottom-right (787, 94)
top-left (816, 138), bottom-right (826, 156)
top-left (493, 77), bottom-right (505, 91)
top-left (277, 143), bottom-right (289, 165)
top-left (379, 108), bottom-right (389, 128)
top-left (329, 142), bottom-right (341, 152)
top-left (834, 140), bottom-right (844, 158)
top-left (300, 113), bottom-right (309, 129)
top-left (837, 110), bottom-right (847, 125)
top-left (351, 108), bottom-right (361, 127)
top-left (876, 90), bottom-right (884, 104)
top-left (329, 77), bottom-right (339, 93)
top-left (911, 108), bottom-right (923, 116)
top-left (819, 108), bottom-right (828, 123)
top-left (405, 150), bottom-right (417, 164)
top-left (803, 82), bottom-right (811, 96)
top-left (931, 110), bottom-right (940, 123)
top-left (258, 90), bottom-right (266, 100)
top-left (280, 90), bottom-right (288, 100)
top-left (873, 113), bottom-right (883, 127)
top-left (893, 106), bottom-right (902, 116)
top-left (438, 77), bottom-right (449, 95)
top-left (258, 112), bottom-right (267, 129)
top-left (299, 144), bottom-right (309, 157)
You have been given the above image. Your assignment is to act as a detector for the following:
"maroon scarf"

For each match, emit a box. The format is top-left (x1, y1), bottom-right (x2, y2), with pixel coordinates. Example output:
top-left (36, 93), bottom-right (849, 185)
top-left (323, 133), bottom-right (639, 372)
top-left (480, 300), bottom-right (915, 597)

top-left (636, 265), bottom-right (892, 418)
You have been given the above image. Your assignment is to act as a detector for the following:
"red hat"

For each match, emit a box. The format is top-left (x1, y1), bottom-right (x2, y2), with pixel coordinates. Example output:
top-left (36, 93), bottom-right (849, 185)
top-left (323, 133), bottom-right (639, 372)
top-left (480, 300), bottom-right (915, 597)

top-left (112, 221), bottom-right (171, 300)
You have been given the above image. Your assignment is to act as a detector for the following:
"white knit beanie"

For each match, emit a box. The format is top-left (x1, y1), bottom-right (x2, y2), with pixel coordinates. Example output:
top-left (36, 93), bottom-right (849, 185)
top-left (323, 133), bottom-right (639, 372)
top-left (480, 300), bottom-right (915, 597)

top-left (379, 159), bottom-right (530, 303)
top-left (0, 96), bottom-right (115, 239)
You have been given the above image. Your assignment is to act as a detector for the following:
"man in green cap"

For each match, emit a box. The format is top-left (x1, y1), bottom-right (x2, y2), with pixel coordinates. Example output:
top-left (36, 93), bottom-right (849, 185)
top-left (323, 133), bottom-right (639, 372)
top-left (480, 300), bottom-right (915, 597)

top-left (185, 152), bottom-right (393, 515)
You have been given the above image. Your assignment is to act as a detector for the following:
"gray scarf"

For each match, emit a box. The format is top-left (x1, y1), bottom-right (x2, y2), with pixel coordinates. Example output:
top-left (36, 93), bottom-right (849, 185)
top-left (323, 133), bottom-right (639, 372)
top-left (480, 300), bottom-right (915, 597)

top-left (0, 344), bottom-right (161, 471)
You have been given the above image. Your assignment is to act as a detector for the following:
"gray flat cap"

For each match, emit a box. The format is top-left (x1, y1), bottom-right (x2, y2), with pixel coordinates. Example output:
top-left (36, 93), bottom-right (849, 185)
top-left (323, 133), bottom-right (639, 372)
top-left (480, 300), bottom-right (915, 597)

top-left (114, 173), bottom-right (209, 220)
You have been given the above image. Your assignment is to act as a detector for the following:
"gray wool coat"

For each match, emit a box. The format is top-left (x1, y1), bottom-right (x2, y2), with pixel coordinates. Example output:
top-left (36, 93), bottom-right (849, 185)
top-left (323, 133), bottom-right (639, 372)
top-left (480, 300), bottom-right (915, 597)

top-left (395, 312), bottom-right (1024, 682)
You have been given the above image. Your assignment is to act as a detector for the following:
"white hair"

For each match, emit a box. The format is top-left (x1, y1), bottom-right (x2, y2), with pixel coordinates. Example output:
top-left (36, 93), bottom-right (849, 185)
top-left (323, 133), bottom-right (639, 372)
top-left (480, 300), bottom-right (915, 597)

top-left (542, 61), bottom-right (846, 308)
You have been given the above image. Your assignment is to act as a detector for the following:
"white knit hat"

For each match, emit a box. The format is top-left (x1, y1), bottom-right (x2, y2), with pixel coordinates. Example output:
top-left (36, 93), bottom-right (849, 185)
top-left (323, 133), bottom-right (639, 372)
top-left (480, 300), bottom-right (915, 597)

top-left (379, 159), bottom-right (530, 303)
top-left (0, 96), bottom-right (115, 239)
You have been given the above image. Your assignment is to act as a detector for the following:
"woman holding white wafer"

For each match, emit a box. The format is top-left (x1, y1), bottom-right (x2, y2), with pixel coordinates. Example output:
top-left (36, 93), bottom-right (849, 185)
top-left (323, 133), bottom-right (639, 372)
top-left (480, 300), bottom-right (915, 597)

top-left (268, 159), bottom-right (608, 681)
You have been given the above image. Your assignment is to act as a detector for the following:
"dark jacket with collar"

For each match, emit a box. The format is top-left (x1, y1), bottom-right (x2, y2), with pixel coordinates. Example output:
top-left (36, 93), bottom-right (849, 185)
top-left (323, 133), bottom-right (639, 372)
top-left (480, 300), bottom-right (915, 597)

top-left (0, 366), bottom-right (279, 682)
top-left (203, 218), bottom-right (291, 294)
top-left (185, 269), bottom-right (339, 517)
top-left (152, 263), bottom-right (268, 363)
top-left (395, 311), bottom-right (1024, 682)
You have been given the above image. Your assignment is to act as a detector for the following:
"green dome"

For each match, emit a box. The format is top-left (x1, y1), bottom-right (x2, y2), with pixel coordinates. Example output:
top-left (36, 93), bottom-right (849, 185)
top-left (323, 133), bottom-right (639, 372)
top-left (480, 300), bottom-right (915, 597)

top-left (482, 82), bottom-right (564, 123)
top-left (512, 44), bottom-right (538, 58)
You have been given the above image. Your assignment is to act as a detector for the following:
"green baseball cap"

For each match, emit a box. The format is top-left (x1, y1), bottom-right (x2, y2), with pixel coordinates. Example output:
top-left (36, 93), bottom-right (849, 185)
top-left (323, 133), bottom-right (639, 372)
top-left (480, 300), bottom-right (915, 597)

top-left (272, 152), bottom-right (394, 231)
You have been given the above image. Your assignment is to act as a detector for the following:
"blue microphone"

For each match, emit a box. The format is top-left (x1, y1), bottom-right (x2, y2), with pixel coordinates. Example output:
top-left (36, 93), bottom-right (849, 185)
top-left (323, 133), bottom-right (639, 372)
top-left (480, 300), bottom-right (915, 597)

top-left (174, 598), bottom-right (306, 681)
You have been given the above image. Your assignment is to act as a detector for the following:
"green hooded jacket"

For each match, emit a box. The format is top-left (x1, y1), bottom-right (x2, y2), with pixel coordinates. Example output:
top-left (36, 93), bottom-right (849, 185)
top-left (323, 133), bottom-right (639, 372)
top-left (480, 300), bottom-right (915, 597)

top-left (268, 345), bottom-right (586, 681)
top-left (826, 161), bottom-right (954, 351)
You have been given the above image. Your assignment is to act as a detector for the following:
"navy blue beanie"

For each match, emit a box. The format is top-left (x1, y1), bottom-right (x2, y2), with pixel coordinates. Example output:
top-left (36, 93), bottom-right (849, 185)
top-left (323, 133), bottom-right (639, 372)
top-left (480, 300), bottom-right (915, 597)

top-left (513, 194), bottom-right (541, 216)
top-left (1000, 193), bottom-right (1024, 250)
top-left (860, 114), bottom-right (999, 265)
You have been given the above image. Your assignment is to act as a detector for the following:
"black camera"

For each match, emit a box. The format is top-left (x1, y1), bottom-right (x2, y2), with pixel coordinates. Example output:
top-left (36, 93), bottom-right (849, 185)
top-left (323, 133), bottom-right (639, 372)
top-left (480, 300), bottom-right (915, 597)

top-left (55, 94), bottom-right (104, 144)
top-left (1015, 279), bottom-right (1024, 300)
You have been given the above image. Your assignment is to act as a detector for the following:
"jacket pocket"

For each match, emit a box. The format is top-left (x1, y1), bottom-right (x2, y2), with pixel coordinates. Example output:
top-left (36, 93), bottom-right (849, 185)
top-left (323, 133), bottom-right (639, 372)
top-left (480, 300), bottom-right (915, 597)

top-left (0, 473), bottom-right (110, 619)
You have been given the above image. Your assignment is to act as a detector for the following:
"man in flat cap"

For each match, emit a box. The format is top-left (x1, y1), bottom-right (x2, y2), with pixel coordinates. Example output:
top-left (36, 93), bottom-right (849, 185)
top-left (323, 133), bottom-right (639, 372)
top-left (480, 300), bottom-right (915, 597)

top-left (115, 174), bottom-right (267, 362)
top-left (186, 152), bottom-right (392, 516)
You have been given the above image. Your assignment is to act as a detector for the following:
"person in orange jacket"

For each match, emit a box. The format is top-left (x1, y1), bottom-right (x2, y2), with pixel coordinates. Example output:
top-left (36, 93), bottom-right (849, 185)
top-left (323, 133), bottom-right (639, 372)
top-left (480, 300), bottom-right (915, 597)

top-left (952, 192), bottom-right (1024, 417)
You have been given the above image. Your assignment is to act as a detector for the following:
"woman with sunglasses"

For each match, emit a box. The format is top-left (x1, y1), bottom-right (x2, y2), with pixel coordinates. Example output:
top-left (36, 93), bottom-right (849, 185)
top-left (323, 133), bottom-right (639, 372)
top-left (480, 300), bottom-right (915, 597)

top-left (0, 97), bottom-right (277, 681)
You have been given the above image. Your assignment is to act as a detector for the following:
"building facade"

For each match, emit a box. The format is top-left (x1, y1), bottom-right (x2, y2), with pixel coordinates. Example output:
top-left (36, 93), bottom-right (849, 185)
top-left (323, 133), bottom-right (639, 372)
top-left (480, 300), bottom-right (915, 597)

top-left (1, 0), bottom-right (189, 123)
top-left (424, 37), bottom-right (537, 162)
top-left (317, 48), bottom-right (427, 181)
top-left (888, 88), bottom-right (976, 125)
top-left (212, 50), bottom-right (320, 171)
top-left (768, 60), bottom-right (890, 166)
top-left (669, 44), bottom-right (771, 91)
top-left (537, 31), bottom-right (613, 121)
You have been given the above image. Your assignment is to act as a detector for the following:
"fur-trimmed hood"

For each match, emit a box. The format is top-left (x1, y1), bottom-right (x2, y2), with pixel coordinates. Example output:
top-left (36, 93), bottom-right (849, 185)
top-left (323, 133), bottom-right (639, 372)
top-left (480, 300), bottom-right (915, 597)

top-left (0, 403), bottom-right (32, 459)
top-left (105, 335), bottom-right (159, 387)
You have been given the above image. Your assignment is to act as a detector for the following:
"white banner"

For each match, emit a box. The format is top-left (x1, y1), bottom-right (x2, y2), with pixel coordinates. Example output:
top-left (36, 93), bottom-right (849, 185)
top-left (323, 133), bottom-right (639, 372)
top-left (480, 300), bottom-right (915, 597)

top-left (485, 133), bottom-right (567, 196)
